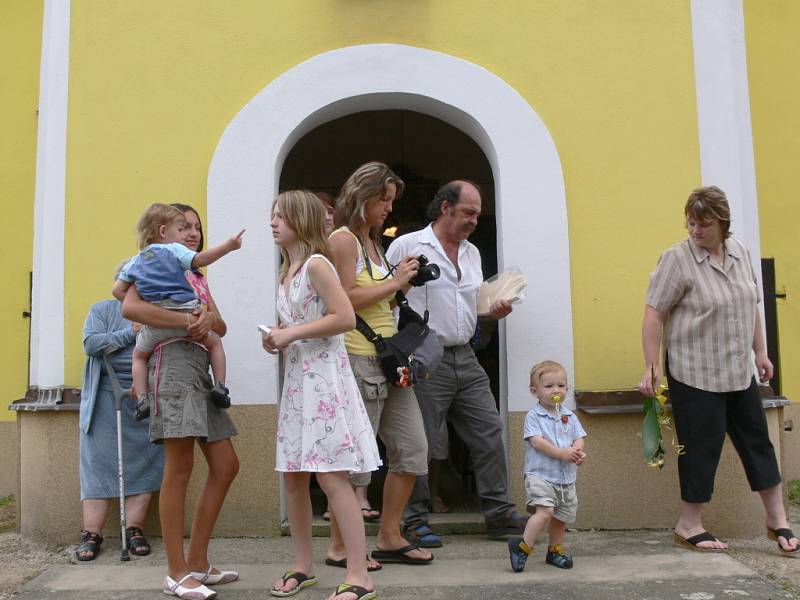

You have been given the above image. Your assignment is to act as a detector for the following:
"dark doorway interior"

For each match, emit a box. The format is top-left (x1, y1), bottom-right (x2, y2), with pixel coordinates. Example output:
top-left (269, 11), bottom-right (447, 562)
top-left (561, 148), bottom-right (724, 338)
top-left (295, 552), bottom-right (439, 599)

top-left (280, 109), bottom-right (499, 517)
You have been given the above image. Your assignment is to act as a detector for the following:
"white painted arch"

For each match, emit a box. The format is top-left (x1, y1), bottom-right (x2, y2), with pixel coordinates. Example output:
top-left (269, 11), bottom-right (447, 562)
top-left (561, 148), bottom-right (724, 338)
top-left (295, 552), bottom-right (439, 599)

top-left (207, 43), bottom-right (573, 412)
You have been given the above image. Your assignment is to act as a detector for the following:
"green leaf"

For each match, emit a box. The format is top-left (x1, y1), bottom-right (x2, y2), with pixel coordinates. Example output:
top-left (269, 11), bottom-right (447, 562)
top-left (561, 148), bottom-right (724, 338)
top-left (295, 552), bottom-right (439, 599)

top-left (642, 398), bottom-right (665, 467)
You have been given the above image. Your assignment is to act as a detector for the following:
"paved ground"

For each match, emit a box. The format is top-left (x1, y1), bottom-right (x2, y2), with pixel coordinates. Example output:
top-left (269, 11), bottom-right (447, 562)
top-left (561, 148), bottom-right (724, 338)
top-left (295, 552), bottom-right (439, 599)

top-left (12, 529), bottom-right (800, 600)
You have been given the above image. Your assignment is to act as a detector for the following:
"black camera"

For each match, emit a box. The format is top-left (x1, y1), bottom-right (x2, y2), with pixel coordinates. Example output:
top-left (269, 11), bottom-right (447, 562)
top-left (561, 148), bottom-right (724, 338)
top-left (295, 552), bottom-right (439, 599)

top-left (409, 255), bottom-right (441, 287)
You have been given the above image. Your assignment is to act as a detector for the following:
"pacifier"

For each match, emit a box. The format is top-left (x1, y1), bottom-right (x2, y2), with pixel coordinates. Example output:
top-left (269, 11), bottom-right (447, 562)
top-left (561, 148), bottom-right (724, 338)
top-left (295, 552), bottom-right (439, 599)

top-left (552, 394), bottom-right (563, 404)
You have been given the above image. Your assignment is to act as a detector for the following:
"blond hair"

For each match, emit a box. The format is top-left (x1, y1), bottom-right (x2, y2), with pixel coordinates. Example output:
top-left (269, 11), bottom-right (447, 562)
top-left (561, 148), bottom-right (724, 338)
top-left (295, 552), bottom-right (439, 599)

top-left (136, 203), bottom-right (185, 250)
top-left (529, 360), bottom-right (567, 388)
top-left (684, 186), bottom-right (731, 238)
top-left (273, 190), bottom-right (332, 280)
top-left (335, 162), bottom-right (405, 246)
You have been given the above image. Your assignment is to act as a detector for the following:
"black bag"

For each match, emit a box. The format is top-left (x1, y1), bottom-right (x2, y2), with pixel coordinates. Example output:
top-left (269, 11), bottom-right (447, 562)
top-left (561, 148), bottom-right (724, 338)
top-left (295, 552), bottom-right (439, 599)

top-left (355, 292), bottom-right (443, 387)
top-left (351, 232), bottom-right (443, 386)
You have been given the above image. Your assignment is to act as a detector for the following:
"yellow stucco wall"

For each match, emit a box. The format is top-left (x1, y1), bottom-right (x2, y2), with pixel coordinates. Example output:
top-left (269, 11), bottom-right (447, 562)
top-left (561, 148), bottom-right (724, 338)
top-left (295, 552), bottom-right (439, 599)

top-left (63, 0), bottom-right (701, 391)
top-left (745, 0), bottom-right (800, 399)
top-left (0, 0), bottom-right (42, 420)
top-left (745, 0), bottom-right (800, 477)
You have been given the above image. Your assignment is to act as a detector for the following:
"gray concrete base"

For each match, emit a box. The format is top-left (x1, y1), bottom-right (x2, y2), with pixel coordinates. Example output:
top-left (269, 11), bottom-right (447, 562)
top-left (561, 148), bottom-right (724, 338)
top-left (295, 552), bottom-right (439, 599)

top-left (19, 531), bottom-right (797, 600)
top-left (0, 419), bottom-right (18, 499)
top-left (508, 405), bottom-right (789, 538)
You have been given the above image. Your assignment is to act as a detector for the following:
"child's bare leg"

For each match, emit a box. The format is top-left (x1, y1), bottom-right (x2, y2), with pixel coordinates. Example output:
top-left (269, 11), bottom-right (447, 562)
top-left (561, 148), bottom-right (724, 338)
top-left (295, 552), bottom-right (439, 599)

top-left (205, 332), bottom-right (230, 406)
top-left (547, 517), bottom-right (566, 547)
top-left (508, 506), bottom-right (553, 572)
top-left (204, 332), bottom-right (226, 384)
top-left (522, 505), bottom-right (554, 548)
top-left (132, 349), bottom-right (151, 399)
top-left (545, 516), bottom-right (573, 568)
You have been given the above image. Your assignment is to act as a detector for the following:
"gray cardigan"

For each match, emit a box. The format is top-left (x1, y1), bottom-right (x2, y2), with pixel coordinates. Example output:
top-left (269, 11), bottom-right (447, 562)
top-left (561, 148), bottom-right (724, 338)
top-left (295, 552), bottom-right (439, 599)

top-left (80, 300), bottom-right (137, 434)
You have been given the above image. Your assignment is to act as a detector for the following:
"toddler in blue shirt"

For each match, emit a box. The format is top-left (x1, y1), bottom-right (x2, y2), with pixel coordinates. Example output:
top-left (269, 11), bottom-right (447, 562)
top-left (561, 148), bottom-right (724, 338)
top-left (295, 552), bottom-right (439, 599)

top-left (508, 360), bottom-right (587, 572)
top-left (113, 203), bottom-right (243, 418)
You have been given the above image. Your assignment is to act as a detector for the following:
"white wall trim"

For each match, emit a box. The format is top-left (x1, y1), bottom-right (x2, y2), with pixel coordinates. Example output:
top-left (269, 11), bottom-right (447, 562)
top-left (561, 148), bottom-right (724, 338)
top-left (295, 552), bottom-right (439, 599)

top-left (691, 0), bottom-right (762, 266)
top-left (208, 43), bottom-right (572, 412)
top-left (30, 0), bottom-right (70, 389)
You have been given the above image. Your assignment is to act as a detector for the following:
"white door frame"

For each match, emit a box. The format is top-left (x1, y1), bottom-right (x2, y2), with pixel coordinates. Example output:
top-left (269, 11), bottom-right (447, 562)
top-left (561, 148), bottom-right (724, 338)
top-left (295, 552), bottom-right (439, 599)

top-left (207, 43), bottom-right (573, 417)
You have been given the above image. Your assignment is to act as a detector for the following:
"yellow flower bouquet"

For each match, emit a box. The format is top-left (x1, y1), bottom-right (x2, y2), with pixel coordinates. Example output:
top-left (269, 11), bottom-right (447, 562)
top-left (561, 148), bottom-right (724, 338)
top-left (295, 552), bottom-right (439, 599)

top-left (641, 367), bottom-right (676, 469)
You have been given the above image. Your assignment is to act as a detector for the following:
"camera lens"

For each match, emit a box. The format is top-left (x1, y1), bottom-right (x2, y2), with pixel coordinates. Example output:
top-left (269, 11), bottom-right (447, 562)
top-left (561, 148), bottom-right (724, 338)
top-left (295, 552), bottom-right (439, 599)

top-left (409, 255), bottom-right (441, 286)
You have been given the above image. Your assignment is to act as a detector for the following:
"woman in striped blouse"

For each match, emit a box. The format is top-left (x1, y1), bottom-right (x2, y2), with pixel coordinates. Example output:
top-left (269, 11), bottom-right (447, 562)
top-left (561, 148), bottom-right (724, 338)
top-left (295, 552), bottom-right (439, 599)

top-left (639, 186), bottom-right (797, 555)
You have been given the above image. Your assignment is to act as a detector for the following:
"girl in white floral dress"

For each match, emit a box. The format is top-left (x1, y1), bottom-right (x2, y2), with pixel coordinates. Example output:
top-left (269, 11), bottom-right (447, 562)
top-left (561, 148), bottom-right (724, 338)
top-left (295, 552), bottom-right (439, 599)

top-left (262, 191), bottom-right (381, 600)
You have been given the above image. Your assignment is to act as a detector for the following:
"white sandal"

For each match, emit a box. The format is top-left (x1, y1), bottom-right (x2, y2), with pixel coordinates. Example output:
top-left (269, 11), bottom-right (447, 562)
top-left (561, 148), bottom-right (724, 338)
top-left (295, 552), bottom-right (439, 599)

top-left (163, 574), bottom-right (217, 599)
top-left (190, 566), bottom-right (240, 585)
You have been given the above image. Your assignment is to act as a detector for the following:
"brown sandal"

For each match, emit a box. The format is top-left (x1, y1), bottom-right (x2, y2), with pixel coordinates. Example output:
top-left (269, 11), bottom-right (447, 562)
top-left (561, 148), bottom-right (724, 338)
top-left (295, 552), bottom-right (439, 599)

top-left (672, 531), bottom-right (727, 552)
top-left (125, 526), bottom-right (151, 556)
top-left (76, 530), bottom-right (103, 561)
top-left (767, 527), bottom-right (799, 556)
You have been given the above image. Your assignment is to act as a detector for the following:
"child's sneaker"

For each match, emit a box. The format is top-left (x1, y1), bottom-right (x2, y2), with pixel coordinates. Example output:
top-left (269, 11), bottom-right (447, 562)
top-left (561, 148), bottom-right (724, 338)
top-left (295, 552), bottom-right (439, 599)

top-left (545, 544), bottom-right (573, 569)
top-left (134, 393), bottom-right (150, 421)
top-left (507, 537), bottom-right (532, 573)
top-left (210, 382), bottom-right (230, 409)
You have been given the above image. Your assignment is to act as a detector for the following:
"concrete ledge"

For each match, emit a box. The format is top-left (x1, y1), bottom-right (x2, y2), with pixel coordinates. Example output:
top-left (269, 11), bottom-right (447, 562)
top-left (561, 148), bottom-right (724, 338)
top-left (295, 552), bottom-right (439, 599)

top-left (508, 404), bottom-right (786, 537)
top-left (782, 403), bottom-right (800, 480)
top-left (17, 404), bottom-right (280, 545)
top-left (0, 419), bottom-right (18, 498)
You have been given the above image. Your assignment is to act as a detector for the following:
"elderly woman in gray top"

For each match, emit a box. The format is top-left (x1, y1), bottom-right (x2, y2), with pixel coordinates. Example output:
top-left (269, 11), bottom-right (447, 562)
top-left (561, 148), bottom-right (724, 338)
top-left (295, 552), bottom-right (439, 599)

top-left (639, 186), bottom-right (797, 556)
top-left (78, 296), bottom-right (164, 560)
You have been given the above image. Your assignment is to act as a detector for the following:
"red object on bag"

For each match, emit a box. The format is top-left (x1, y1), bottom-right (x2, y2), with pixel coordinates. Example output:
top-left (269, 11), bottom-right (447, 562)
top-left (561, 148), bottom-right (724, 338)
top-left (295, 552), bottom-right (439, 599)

top-left (396, 366), bottom-right (411, 387)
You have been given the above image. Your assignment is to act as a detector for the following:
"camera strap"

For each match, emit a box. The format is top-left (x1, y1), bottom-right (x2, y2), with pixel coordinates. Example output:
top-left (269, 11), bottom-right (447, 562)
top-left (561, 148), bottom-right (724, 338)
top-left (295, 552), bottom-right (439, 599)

top-left (355, 232), bottom-right (395, 282)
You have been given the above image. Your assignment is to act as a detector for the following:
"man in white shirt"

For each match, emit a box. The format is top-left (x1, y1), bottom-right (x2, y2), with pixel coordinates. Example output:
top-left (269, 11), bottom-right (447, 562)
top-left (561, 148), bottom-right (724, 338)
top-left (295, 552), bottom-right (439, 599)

top-left (386, 180), bottom-right (528, 547)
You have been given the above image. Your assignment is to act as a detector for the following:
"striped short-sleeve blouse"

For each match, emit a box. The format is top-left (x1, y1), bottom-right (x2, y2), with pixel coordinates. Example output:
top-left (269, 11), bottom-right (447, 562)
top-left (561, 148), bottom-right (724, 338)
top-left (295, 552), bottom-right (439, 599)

top-left (646, 236), bottom-right (762, 393)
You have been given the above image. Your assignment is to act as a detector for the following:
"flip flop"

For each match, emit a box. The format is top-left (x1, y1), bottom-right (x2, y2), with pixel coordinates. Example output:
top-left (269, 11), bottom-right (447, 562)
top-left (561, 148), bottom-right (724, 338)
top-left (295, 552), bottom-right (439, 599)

top-left (767, 527), bottom-right (800, 556)
top-left (325, 556), bottom-right (382, 572)
top-left (673, 531), bottom-right (727, 552)
top-left (372, 544), bottom-right (434, 565)
top-left (360, 507), bottom-right (381, 522)
top-left (270, 571), bottom-right (317, 597)
top-left (331, 583), bottom-right (377, 600)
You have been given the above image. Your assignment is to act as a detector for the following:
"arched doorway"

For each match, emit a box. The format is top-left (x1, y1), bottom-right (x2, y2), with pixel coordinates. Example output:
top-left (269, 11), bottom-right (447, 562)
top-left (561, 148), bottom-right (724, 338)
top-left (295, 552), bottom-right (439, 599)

top-left (208, 44), bottom-right (573, 418)
top-left (280, 109), bottom-right (498, 513)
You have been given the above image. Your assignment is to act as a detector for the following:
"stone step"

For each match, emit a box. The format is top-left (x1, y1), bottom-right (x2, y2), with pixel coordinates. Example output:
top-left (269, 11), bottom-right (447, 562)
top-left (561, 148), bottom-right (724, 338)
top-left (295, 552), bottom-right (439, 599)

top-left (21, 553), bottom-right (790, 600)
top-left (307, 511), bottom-right (486, 537)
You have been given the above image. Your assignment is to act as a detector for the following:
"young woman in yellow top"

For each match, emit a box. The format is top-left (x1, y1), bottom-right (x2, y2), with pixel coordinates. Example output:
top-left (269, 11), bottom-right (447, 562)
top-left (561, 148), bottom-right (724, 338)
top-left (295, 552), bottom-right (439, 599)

top-left (327, 162), bottom-right (434, 567)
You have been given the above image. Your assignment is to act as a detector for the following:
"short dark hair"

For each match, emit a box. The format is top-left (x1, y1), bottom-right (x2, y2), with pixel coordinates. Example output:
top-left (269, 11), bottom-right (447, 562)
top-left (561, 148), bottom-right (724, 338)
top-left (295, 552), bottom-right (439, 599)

top-left (684, 186), bottom-right (731, 238)
top-left (426, 180), bottom-right (482, 222)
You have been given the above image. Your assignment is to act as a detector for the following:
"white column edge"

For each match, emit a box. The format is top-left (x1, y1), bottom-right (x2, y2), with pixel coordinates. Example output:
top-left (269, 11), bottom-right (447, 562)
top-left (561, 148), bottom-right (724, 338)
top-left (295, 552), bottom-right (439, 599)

top-left (691, 0), bottom-right (762, 264)
top-left (30, 0), bottom-right (70, 389)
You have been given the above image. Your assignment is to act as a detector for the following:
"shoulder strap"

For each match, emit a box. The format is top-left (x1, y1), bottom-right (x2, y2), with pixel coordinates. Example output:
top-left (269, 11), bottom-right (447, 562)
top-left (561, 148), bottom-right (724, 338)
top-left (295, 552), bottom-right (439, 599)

top-left (355, 232), bottom-right (392, 281)
top-left (355, 314), bottom-right (383, 345)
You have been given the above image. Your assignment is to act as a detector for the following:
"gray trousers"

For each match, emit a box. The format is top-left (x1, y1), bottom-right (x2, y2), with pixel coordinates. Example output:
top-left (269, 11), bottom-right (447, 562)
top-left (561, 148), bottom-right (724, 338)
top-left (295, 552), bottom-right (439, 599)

top-left (403, 343), bottom-right (514, 526)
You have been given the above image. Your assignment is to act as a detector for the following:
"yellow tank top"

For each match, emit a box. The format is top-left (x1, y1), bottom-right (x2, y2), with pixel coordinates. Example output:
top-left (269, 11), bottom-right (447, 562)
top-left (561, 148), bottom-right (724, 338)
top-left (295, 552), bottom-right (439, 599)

top-left (331, 227), bottom-right (397, 356)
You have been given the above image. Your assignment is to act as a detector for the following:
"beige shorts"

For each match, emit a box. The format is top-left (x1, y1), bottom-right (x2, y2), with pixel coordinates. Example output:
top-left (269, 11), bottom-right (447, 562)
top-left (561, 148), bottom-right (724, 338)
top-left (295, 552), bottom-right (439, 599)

top-left (524, 473), bottom-right (578, 524)
top-left (348, 354), bottom-right (428, 486)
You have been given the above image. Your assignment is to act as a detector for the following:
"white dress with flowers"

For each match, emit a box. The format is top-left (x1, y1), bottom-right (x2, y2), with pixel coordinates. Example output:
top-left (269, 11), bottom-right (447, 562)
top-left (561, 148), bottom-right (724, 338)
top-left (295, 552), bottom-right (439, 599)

top-left (275, 254), bottom-right (381, 473)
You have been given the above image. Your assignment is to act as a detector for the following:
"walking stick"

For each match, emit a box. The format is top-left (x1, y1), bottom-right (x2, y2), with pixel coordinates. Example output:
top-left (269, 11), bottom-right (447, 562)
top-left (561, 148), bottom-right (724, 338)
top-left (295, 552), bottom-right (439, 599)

top-left (102, 351), bottom-right (131, 561)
